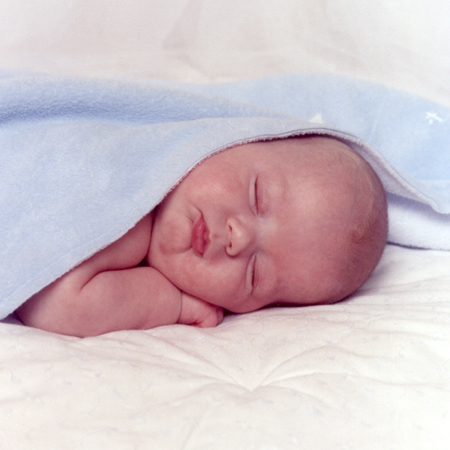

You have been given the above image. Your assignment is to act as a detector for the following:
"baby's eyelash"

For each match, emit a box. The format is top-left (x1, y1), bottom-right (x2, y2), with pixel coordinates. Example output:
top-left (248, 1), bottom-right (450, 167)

top-left (254, 178), bottom-right (259, 212)
top-left (251, 255), bottom-right (257, 288)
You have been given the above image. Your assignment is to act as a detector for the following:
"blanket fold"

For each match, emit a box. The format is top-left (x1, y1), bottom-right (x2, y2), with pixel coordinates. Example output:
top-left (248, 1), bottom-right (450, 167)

top-left (1, 73), bottom-right (449, 318)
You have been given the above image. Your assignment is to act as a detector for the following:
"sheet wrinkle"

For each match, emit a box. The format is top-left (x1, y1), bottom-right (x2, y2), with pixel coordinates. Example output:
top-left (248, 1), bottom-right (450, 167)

top-left (264, 368), bottom-right (445, 389)
top-left (250, 383), bottom-right (333, 407)
top-left (135, 339), bottom-right (244, 384)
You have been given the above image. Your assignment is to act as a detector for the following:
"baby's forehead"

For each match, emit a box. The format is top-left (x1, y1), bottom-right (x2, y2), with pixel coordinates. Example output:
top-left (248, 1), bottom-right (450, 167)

top-left (245, 136), bottom-right (358, 167)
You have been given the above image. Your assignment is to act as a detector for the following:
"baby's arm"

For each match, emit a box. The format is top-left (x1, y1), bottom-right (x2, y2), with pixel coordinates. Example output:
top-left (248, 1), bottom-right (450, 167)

top-left (17, 215), bottom-right (181, 337)
top-left (17, 215), bottom-right (223, 337)
top-left (179, 292), bottom-right (224, 328)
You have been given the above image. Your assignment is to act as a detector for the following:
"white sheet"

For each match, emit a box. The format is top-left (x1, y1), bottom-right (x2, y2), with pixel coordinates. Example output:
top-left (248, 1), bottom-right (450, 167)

top-left (1, 1), bottom-right (449, 449)
top-left (1, 245), bottom-right (450, 449)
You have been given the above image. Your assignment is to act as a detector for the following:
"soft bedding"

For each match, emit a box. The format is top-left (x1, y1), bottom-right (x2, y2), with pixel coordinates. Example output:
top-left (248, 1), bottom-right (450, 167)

top-left (1, 245), bottom-right (450, 449)
top-left (0, 1), bottom-right (449, 450)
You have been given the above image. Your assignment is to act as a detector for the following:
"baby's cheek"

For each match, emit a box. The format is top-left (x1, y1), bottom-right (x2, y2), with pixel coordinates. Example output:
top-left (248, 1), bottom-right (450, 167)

top-left (196, 168), bottom-right (242, 203)
top-left (181, 266), bottom-right (239, 307)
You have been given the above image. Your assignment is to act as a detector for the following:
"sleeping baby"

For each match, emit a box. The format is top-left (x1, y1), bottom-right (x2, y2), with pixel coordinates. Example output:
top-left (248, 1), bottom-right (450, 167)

top-left (16, 136), bottom-right (388, 337)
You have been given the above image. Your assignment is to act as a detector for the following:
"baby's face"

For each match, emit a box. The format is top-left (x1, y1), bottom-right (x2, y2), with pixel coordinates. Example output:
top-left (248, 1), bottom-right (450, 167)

top-left (149, 138), bottom-right (358, 313)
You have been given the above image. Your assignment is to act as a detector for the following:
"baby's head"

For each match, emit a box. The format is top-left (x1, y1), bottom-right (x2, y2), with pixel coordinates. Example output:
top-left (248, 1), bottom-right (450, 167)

top-left (149, 136), bottom-right (388, 312)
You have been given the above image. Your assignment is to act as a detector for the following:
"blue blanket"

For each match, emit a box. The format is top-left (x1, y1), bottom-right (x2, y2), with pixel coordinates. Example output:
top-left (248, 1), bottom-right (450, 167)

top-left (1, 73), bottom-right (449, 319)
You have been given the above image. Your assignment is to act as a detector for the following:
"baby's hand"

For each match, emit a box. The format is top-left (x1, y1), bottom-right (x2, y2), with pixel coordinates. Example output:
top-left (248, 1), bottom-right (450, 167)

top-left (178, 293), bottom-right (224, 328)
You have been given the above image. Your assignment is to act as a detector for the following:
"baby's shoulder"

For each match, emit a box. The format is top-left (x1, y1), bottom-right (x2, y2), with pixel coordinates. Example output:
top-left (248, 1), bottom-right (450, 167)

top-left (132, 212), bottom-right (153, 242)
top-left (117, 212), bottom-right (153, 263)
top-left (86, 213), bottom-right (153, 272)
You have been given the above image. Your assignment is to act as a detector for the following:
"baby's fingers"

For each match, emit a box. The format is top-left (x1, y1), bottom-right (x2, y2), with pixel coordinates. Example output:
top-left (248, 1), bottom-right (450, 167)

top-left (196, 306), bottom-right (224, 328)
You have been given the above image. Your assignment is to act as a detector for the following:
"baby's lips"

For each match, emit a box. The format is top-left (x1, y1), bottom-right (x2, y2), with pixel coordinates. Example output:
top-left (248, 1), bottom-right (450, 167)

top-left (192, 215), bottom-right (210, 256)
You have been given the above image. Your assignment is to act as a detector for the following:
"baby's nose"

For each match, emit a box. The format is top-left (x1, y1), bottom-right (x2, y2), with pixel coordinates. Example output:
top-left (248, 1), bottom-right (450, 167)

top-left (226, 217), bottom-right (254, 256)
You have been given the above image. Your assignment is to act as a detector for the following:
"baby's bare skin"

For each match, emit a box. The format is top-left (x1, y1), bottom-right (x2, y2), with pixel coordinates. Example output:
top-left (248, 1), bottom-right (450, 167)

top-left (17, 213), bottom-right (223, 337)
top-left (17, 137), bottom-right (387, 337)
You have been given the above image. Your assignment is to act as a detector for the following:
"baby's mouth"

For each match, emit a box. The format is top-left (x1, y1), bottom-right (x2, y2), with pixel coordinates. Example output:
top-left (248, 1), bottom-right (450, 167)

top-left (192, 215), bottom-right (210, 257)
